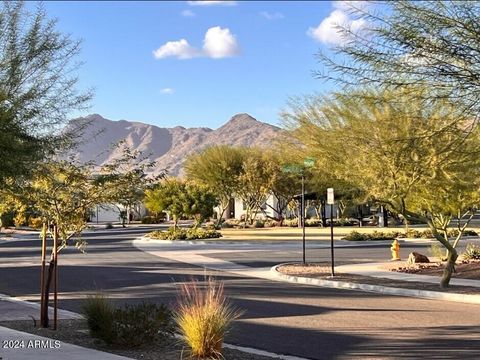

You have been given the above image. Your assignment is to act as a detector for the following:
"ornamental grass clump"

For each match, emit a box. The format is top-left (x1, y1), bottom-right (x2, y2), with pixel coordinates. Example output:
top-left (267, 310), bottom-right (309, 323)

top-left (175, 278), bottom-right (242, 359)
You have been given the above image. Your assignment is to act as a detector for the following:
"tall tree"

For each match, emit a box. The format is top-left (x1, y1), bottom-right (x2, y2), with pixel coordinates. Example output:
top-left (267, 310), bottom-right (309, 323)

top-left (184, 146), bottom-right (245, 225)
top-left (317, 1), bottom-right (480, 118)
top-left (283, 87), bottom-right (480, 288)
top-left (0, 1), bottom-right (91, 184)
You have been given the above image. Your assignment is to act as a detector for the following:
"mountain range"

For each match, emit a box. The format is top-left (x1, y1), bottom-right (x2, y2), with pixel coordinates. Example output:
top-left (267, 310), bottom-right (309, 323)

top-left (69, 113), bottom-right (281, 176)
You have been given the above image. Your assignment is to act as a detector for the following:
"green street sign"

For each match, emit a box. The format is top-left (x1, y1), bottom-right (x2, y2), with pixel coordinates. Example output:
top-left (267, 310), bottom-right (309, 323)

top-left (282, 164), bottom-right (303, 173)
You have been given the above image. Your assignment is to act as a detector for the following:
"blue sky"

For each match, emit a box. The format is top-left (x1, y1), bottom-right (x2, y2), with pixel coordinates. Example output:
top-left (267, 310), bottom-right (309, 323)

top-left (34, 1), bottom-right (364, 129)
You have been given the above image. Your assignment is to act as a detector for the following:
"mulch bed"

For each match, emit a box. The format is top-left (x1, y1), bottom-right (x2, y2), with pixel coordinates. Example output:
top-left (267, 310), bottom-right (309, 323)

top-left (0, 319), bottom-right (278, 360)
top-left (277, 262), bottom-right (480, 295)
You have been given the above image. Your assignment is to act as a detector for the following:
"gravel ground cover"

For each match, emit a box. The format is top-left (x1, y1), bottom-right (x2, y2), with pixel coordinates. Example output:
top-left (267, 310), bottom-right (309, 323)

top-left (277, 262), bottom-right (480, 294)
top-left (0, 319), bottom-right (280, 360)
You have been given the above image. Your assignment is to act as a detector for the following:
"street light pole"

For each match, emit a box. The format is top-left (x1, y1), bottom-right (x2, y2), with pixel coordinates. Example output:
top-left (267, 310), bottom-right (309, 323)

top-left (301, 172), bottom-right (306, 265)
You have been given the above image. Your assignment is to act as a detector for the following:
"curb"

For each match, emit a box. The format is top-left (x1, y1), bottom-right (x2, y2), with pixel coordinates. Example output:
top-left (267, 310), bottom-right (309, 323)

top-left (0, 293), bottom-right (84, 319)
top-left (270, 264), bottom-right (480, 305)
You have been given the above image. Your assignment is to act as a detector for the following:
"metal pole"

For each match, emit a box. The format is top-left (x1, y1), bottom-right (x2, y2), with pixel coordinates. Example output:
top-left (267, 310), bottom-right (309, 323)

top-left (330, 203), bottom-right (335, 276)
top-left (53, 225), bottom-right (58, 330)
top-left (40, 223), bottom-right (47, 326)
top-left (301, 173), bottom-right (306, 265)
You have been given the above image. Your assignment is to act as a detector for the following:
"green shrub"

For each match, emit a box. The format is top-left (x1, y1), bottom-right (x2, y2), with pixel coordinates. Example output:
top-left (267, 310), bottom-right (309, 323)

top-left (463, 243), bottom-right (480, 260)
top-left (264, 219), bottom-right (278, 227)
top-left (111, 302), bottom-right (174, 347)
top-left (141, 216), bottom-right (162, 224)
top-left (342, 230), bottom-right (401, 241)
top-left (105, 222), bottom-right (113, 229)
top-left (82, 293), bottom-right (115, 344)
top-left (284, 218), bottom-right (299, 227)
top-left (305, 219), bottom-right (322, 227)
top-left (342, 231), bottom-right (370, 241)
top-left (253, 220), bottom-right (265, 228)
top-left (175, 278), bottom-right (242, 359)
top-left (82, 294), bottom-right (174, 348)
top-left (148, 227), bottom-right (222, 241)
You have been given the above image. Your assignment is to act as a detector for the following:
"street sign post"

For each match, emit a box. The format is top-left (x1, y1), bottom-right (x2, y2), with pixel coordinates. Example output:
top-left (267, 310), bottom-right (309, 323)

top-left (327, 188), bottom-right (335, 276)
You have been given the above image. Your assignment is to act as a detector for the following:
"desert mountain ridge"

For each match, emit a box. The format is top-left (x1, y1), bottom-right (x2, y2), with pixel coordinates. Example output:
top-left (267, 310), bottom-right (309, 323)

top-left (68, 113), bottom-right (282, 176)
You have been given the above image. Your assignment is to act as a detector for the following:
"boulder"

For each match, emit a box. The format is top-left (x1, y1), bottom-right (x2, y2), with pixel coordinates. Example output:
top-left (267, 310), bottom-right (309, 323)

top-left (407, 252), bottom-right (430, 264)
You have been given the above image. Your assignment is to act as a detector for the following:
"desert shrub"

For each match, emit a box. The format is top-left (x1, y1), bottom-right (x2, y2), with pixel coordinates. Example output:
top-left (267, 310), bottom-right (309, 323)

top-left (82, 294), bottom-right (174, 348)
top-left (82, 293), bottom-right (115, 344)
top-left (105, 222), bottom-right (113, 229)
top-left (463, 243), bottom-right (480, 260)
top-left (28, 217), bottom-right (43, 230)
top-left (284, 218), bottom-right (299, 227)
top-left (403, 229), bottom-right (478, 239)
top-left (253, 220), bottom-right (265, 228)
top-left (221, 219), bottom-right (241, 228)
top-left (148, 227), bottom-right (221, 241)
top-left (111, 302), bottom-right (174, 347)
top-left (264, 219), bottom-right (278, 227)
top-left (305, 219), bottom-right (322, 227)
top-left (342, 230), bottom-right (401, 241)
top-left (336, 218), bottom-right (359, 226)
top-left (175, 278), bottom-right (242, 359)
top-left (141, 216), bottom-right (163, 224)
top-left (462, 229), bottom-right (478, 237)
top-left (342, 231), bottom-right (370, 241)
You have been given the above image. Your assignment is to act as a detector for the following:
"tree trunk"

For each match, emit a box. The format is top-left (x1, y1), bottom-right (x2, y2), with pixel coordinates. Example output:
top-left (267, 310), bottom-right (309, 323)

top-left (41, 257), bottom-right (55, 328)
top-left (440, 248), bottom-right (458, 289)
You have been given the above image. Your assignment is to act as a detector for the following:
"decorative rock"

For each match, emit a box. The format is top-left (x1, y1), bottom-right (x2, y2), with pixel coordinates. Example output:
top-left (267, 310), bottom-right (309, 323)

top-left (407, 252), bottom-right (430, 264)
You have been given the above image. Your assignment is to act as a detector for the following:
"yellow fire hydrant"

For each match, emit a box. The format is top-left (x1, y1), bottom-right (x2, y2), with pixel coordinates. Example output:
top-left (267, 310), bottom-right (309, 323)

top-left (390, 239), bottom-right (401, 261)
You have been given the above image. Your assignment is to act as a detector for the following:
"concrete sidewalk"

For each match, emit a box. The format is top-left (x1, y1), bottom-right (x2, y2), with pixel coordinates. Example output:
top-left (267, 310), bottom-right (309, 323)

top-left (0, 296), bottom-right (132, 360)
top-left (0, 326), bottom-right (131, 360)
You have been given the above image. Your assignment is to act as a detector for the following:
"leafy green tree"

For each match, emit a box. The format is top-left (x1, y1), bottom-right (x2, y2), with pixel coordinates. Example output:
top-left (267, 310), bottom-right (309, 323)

top-left (184, 146), bottom-right (245, 225)
top-left (283, 87), bottom-right (480, 288)
top-left (144, 178), bottom-right (187, 229)
top-left (184, 182), bottom-right (217, 228)
top-left (0, 2), bottom-right (91, 184)
top-left (317, 1), bottom-right (480, 117)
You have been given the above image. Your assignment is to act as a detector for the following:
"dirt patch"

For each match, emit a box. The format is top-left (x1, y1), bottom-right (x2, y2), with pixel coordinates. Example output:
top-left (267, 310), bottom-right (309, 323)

top-left (0, 319), bottom-right (279, 360)
top-left (277, 262), bottom-right (480, 295)
top-left (387, 259), bottom-right (480, 279)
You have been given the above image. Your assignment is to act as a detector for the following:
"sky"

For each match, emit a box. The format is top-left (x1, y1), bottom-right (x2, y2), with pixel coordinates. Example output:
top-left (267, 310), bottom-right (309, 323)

top-left (32, 1), bottom-right (366, 129)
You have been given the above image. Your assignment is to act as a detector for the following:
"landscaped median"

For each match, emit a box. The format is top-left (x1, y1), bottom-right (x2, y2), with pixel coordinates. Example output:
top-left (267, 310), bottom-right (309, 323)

top-left (272, 261), bottom-right (480, 304)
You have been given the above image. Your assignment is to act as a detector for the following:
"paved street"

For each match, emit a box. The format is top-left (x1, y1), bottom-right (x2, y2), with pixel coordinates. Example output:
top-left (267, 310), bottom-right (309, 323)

top-left (1, 228), bottom-right (480, 359)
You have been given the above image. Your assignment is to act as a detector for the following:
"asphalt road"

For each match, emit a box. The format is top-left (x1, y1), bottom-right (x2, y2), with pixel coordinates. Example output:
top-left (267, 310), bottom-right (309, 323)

top-left (1, 228), bottom-right (480, 359)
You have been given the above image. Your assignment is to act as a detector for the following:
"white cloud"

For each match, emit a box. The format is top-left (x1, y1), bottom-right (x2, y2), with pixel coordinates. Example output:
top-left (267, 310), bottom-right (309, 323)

top-left (160, 88), bottom-right (175, 94)
top-left (187, 1), bottom-right (237, 6)
top-left (307, 7), bottom-right (366, 45)
top-left (181, 9), bottom-right (196, 17)
top-left (153, 39), bottom-right (199, 59)
top-left (203, 26), bottom-right (239, 58)
top-left (153, 26), bottom-right (239, 60)
top-left (260, 11), bottom-right (285, 20)
top-left (332, 1), bottom-right (369, 11)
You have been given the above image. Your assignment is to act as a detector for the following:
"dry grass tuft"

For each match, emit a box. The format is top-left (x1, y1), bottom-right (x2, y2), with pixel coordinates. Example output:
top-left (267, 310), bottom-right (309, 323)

top-left (175, 278), bottom-right (242, 359)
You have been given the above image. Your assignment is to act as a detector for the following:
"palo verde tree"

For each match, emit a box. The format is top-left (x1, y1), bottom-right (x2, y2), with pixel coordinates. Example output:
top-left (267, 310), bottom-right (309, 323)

top-left (97, 145), bottom-right (165, 227)
top-left (0, 1), bottom-right (91, 184)
top-left (317, 1), bottom-right (480, 118)
top-left (283, 87), bottom-right (480, 288)
top-left (3, 160), bottom-right (111, 327)
top-left (184, 146), bottom-right (245, 225)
